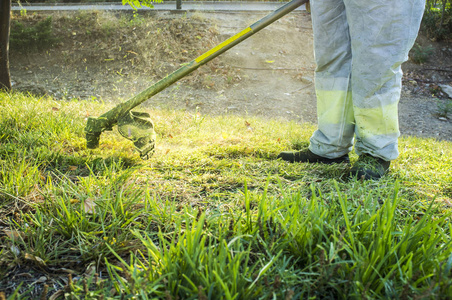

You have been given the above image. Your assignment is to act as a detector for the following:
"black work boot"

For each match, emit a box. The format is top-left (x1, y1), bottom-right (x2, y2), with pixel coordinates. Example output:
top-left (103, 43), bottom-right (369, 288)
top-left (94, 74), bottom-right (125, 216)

top-left (277, 149), bottom-right (350, 164)
top-left (350, 154), bottom-right (390, 180)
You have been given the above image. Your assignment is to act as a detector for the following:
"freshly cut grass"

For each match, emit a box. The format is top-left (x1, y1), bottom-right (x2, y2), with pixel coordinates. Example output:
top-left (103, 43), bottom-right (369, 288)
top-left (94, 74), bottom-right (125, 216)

top-left (0, 91), bottom-right (451, 299)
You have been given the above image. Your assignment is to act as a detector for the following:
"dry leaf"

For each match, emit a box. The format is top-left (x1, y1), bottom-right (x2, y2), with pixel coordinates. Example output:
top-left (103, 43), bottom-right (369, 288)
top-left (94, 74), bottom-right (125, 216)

top-left (30, 276), bottom-right (47, 286)
top-left (436, 198), bottom-right (452, 207)
top-left (443, 199), bottom-right (452, 207)
top-left (49, 267), bottom-right (77, 274)
top-left (14, 273), bottom-right (33, 278)
top-left (245, 120), bottom-right (253, 131)
top-left (68, 166), bottom-right (78, 171)
top-left (4, 230), bottom-right (23, 240)
top-left (25, 253), bottom-right (46, 266)
top-left (35, 276), bottom-right (47, 283)
top-left (49, 290), bottom-right (64, 300)
top-left (84, 264), bottom-right (96, 277)
top-left (84, 198), bottom-right (96, 214)
top-left (51, 107), bottom-right (59, 111)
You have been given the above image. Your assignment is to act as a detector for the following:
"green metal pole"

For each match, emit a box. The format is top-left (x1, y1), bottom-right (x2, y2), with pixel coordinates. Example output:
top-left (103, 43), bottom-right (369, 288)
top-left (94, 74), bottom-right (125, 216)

top-left (85, 0), bottom-right (308, 149)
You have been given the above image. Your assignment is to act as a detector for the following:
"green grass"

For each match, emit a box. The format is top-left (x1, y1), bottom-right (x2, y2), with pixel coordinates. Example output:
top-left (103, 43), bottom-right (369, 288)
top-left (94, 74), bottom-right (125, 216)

top-left (0, 91), bottom-right (452, 299)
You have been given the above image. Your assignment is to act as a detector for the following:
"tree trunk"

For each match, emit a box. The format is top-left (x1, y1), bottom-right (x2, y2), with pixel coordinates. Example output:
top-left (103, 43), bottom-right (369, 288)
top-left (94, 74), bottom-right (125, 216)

top-left (438, 0), bottom-right (447, 32)
top-left (0, 0), bottom-right (12, 91)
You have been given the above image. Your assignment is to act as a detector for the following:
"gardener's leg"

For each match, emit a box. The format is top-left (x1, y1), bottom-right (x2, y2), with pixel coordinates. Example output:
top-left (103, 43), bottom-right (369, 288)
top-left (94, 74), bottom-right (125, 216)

top-left (345, 0), bottom-right (425, 177)
top-left (278, 0), bottom-right (355, 163)
top-left (307, 0), bottom-right (355, 159)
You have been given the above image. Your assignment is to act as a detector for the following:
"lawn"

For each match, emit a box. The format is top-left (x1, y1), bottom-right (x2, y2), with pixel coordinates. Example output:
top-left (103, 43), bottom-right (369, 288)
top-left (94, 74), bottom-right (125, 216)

top-left (0, 91), bottom-right (452, 299)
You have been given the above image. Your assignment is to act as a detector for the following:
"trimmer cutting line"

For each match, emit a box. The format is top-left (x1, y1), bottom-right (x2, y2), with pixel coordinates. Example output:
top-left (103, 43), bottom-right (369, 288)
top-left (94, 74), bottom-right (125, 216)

top-left (84, 0), bottom-right (308, 159)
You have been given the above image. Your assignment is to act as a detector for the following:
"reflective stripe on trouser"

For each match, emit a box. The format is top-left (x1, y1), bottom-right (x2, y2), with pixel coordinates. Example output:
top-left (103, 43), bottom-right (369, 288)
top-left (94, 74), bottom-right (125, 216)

top-left (308, 0), bottom-right (425, 161)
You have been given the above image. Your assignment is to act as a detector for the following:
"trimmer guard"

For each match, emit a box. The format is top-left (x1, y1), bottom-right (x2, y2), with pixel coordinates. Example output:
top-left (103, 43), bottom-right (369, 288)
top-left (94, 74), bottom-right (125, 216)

top-left (117, 111), bottom-right (157, 160)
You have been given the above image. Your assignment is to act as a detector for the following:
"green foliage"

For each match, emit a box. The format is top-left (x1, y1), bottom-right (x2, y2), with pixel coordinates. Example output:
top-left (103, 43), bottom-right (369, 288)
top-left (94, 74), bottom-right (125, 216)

top-left (0, 91), bottom-right (452, 298)
top-left (410, 43), bottom-right (434, 64)
top-left (122, 0), bottom-right (164, 10)
top-left (437, 99), bottom-right (452, 118)
top-left (423, 0), bottom-right (452, 41)
top-left (10, 16), bottom-right (59, 51)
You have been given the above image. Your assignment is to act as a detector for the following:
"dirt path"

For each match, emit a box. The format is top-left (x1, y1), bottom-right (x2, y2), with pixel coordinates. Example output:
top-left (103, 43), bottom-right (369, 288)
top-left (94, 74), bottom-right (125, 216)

top-left (10, 10), bottom-right (452, 141)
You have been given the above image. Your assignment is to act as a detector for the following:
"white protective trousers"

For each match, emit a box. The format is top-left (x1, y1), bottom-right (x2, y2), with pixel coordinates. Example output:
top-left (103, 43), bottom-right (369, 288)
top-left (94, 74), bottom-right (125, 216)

top-left (308, 0), bottom-right (425, 161)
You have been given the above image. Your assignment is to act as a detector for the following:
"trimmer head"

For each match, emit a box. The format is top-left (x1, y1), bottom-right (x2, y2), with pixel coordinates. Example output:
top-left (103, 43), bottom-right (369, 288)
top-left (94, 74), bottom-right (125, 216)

top-left (85, 111), bottom-right (156, 160)
top-left (117, 111), bottom-right (156, 160)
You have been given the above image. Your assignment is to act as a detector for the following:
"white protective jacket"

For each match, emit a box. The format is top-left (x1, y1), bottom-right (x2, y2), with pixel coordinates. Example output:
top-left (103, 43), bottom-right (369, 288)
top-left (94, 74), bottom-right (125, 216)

top-left (308, 0), bottom-right (425, 161)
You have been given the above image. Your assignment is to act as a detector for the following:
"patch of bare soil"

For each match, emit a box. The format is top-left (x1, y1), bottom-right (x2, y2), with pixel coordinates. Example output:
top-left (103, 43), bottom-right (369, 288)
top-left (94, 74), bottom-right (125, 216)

top-left (9, 9), bottom-right (452, 141)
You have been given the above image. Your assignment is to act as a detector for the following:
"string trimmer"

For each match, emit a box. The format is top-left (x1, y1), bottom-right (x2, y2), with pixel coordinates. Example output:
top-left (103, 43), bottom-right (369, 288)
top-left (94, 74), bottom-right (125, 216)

top-left (84, 0), bottom-right (308, 159)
